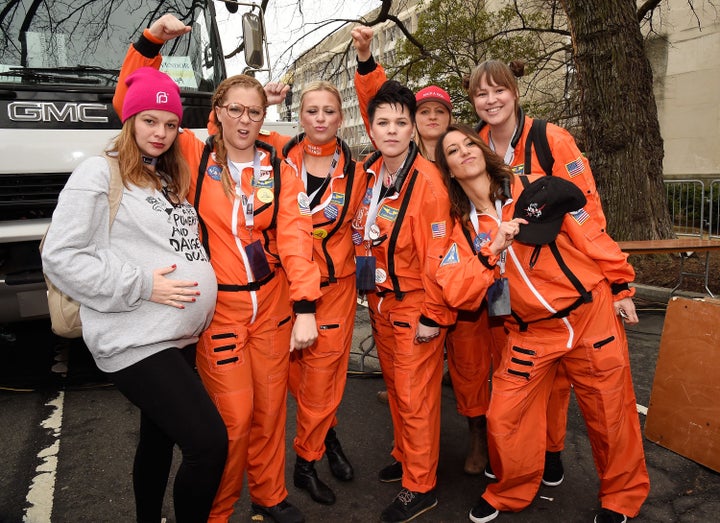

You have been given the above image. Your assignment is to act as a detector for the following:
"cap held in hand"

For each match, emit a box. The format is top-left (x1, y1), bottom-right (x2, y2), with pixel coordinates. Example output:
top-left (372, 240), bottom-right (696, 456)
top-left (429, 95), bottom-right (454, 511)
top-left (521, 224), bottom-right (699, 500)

top-left (512, 176), bottom-right (587, 245)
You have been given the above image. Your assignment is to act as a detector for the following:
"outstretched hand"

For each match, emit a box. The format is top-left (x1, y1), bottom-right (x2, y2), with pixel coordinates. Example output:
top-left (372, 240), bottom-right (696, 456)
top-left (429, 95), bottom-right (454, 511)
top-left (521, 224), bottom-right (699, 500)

top-left (351, 26), bottom-right (374, 62)
top-left (150, 265), bottom-right (200, 309)
top-left (149, 14), bottom-right (191, 42)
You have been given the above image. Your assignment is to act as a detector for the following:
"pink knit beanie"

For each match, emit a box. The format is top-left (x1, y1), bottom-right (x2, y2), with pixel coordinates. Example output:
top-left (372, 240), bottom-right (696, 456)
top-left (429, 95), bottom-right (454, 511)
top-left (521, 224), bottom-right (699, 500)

top-left (121, 67), bottom-right (183, 123)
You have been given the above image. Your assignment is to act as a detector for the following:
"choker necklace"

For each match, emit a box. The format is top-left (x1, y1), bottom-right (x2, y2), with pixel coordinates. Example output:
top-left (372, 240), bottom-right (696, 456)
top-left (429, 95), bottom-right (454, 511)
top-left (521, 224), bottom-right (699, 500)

top-left (141, 155), bottom-right (158, 166)
top-left (303, 139), bottom-right (337, 157)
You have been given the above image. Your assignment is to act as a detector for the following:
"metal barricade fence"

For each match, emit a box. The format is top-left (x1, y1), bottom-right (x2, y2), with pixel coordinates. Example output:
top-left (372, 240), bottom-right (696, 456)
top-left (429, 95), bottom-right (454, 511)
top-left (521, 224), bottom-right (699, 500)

top-left (710, 179), bottom-right (720, 239)
top-left (664, 179), bottom-right (705, 237)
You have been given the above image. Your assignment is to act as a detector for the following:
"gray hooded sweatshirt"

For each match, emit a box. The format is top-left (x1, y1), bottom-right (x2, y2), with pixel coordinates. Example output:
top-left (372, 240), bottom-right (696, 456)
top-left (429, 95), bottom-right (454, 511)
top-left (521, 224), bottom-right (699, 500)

top-left (41, 155), bottom-right (217, 372)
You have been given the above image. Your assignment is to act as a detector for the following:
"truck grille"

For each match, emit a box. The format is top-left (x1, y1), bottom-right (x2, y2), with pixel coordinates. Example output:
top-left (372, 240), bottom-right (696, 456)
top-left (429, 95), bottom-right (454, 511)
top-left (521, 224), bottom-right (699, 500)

top-left (0, 172), bottom-right (70, 220)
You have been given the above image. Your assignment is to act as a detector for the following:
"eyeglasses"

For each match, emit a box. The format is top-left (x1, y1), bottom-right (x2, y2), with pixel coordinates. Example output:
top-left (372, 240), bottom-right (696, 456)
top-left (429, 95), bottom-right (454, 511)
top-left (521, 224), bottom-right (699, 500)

top-left (161, 185), bottom-right (182, 208)
top-left (218, 103), bottom-right (265, 122)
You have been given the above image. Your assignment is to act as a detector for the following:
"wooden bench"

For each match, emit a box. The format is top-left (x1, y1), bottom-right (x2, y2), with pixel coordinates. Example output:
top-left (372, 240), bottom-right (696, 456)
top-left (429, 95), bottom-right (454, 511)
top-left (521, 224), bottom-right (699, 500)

top-left (617, 238), bottom-right (720, 297)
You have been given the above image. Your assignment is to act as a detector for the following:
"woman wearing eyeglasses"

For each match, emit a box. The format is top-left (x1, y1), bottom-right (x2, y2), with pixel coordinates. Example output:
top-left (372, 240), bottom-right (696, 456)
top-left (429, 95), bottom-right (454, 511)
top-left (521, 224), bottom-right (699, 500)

top-left (42, 67), bottom-right (227, 523)
top-left (114, 15), bottom-right (321, 523)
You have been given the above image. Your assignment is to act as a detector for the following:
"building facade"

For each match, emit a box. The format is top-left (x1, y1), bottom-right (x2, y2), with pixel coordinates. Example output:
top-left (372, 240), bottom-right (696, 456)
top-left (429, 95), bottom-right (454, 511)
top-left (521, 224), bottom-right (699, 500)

top-left (279, 0), bottom-right (720, 178)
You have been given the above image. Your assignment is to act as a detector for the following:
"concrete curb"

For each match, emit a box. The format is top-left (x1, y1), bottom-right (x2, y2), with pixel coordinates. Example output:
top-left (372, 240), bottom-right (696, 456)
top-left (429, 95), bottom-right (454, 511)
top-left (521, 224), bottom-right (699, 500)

top-left (632, 283), bottom-right (708, 304)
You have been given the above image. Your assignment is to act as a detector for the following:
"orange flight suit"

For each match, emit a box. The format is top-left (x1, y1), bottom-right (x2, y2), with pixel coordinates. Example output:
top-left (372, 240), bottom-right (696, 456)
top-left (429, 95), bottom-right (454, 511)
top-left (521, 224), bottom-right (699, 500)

top-left (284, 137), bottom-right (366, 461)
top-left (115, 38), bottom-right (322, 521)
top-left (436, 177), bottom-right (649, 517)
top-left (354, 145), bottom-right (456, 493)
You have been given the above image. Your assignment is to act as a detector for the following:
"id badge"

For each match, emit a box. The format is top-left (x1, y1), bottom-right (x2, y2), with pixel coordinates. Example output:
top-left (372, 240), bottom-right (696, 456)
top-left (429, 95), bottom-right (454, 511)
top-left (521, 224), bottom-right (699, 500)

top-left (245, 240), bottom-right (271, 281)
top-left (487, 277), bottom-right (511, 317)
top-left (356, 255), bottom-right (376, 291)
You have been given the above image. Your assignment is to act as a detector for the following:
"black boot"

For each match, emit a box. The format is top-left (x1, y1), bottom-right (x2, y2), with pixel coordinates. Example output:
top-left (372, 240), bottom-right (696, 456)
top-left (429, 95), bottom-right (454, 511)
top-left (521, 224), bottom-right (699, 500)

top-left (293, 456), bottom-right (336, 505)
top-left (324, 427), bottom-right (354, 481)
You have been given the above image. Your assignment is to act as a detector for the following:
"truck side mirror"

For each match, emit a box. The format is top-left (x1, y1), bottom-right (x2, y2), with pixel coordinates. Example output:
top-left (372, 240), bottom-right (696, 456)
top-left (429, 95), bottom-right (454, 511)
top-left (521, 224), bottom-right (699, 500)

top-left (242, 11), bottom-right (265, 69)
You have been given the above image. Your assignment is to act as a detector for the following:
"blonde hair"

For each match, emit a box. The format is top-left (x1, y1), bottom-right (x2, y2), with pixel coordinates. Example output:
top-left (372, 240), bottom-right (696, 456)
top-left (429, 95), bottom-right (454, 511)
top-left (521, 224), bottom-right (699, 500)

top-left (107, 115), bottom-right (189, 198)
top-left (300, 81), bottom-right (343, 118)
top-left (211, 74), bottom-right (268, 197)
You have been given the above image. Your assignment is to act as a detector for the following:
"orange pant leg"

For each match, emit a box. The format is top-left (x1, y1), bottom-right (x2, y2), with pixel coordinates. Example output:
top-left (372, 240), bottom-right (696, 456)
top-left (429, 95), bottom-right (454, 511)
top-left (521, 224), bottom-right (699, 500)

top-left (545, 362), bottom-right (571, 452)
top-left (289, 275), bottom-right (356, 461)
top-left (196, 276), bottom-right (293, 522)
top-left (367, 290), bottom-right (445, 493)
top-left (484, 283), bottom-right (649, 516)
top-left (564, 286), bottom-right (649, 517)
top-left (197, 320), bottom-right (253, 523)
top-left (484, 332), bottom-right (560, 512)
top-left (445, 306), bottom-right (492, 417)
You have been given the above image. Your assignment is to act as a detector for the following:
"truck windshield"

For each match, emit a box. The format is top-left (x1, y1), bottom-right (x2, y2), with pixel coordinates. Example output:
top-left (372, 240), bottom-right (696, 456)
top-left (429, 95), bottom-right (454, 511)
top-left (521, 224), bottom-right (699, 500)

top-left (0, 0), bottom-right (224, 92)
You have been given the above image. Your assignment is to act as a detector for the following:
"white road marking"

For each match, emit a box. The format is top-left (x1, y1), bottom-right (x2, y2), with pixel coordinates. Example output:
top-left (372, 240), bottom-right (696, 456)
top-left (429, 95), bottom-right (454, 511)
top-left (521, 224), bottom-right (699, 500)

top-left (637, 403), bottom-right (648, 416)
top-left (24, 391), bottom-right (64, 523)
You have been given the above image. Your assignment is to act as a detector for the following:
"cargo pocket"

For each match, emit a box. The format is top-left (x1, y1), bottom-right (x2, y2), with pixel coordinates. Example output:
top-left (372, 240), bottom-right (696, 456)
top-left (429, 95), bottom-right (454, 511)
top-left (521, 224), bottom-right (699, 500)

top-left (504, 345), bottom-right (536, 381)
top-left (586, 333), bottom-right (623, 374)
top-left (198, 325), bottom-right (247, 372)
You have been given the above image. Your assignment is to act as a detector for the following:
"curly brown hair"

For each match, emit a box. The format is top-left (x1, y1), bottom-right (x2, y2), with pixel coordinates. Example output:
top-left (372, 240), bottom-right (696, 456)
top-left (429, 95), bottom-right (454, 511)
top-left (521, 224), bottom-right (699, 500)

top-left (434, 123), bottom-right (514, 225)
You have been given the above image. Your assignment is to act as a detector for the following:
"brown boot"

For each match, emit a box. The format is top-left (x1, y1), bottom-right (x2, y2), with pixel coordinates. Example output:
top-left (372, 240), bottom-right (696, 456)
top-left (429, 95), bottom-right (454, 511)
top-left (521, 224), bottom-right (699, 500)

top-left (463, 415), bottom-right (488, 475)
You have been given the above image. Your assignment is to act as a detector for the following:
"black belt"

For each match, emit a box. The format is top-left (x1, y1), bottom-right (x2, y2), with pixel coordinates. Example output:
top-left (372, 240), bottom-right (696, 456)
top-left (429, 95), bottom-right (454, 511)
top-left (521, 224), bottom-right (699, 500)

top-left (218, 271), bottom-right (275, 292)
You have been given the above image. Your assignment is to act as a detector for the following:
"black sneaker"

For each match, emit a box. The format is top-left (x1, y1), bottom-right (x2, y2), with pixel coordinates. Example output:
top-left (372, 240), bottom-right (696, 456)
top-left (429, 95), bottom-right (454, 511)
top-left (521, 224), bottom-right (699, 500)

top-left (469, 497), bottom-right (499, 523)
top-left (484, 461), bottom-right (496, 480)
top-left (594, 508), bottom-right (627, 523)
top-left (379, 460), bottom-right (403, 482)
top-left (250, 499), bottom-right (305, 523)
top-left (380, 488), bottom-right (438, 523)
top-left (542, 451), bottom-right (564, 486)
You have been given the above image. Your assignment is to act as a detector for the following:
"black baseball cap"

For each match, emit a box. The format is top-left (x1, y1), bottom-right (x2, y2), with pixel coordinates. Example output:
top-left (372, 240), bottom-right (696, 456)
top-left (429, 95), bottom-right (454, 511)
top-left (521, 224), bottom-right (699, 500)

top-left (512, 176), bottom-right (587, 245)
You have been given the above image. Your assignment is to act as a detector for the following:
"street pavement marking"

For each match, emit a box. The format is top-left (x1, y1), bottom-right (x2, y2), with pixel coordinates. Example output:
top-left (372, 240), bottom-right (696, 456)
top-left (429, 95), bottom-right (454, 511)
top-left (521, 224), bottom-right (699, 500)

top-left (24, 391), bottom-right (64, 523)
top-left (637, 403), bottom-right (648, 416)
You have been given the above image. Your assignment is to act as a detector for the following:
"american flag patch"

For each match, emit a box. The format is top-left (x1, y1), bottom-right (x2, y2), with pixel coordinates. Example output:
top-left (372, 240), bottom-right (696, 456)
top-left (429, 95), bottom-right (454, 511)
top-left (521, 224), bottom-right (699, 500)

top-left (570, 208), bottom-right (590, 225)
top-left (431, 221), bottom-right (447, 238)
top-left (565, 157), bottom-right (585, 177)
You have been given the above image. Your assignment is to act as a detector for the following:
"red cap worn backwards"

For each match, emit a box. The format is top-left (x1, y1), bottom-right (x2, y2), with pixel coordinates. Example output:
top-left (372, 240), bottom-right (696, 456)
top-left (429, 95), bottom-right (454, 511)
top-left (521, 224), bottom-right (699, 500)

top-left (513, 177), bottom-right (587, 245)
top-left (122, 67), bottom-right (183, 123)
top-left (415, 85), bottom-right (452, 112)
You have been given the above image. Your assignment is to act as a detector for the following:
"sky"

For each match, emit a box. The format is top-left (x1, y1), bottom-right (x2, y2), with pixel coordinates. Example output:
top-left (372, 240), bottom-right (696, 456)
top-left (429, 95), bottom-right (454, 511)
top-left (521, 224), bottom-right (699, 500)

top-left (217, 1), bottom-right (382, 107)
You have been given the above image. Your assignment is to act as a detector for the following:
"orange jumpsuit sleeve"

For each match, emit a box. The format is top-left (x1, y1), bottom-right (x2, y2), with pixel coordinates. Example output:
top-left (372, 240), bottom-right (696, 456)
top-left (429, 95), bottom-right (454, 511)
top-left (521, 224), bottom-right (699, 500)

top-left (112, 30), bottom-right (164, 118)
top-left (413, 171), bottom-right (459, 327)
top-left (435, 220), bottom-right (497, 311)
top-left (276, 162), bottom-right (322, 305)
top-left (559, 206), bottom-right (636, 301)
top-left (544, 121), bottom-right (608, 228)
top-left (354, 59), bottom-right (387, 145)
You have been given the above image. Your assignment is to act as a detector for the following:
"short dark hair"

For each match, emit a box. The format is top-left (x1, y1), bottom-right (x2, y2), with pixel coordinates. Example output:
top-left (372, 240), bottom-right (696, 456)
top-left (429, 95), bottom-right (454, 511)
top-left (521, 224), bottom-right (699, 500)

top-left (367, 80), bottom-right (416, 125)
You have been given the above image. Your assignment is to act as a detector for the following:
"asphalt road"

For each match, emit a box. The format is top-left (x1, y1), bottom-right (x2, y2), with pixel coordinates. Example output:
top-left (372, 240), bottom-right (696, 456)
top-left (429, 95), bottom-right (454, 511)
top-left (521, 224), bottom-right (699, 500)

top-left (1, 296), bottom-right (718, 523)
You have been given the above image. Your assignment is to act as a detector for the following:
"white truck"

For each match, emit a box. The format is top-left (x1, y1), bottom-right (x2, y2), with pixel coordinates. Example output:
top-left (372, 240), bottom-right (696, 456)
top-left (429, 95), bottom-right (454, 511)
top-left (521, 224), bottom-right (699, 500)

top-left (0, 0), bottom-right (296, 323)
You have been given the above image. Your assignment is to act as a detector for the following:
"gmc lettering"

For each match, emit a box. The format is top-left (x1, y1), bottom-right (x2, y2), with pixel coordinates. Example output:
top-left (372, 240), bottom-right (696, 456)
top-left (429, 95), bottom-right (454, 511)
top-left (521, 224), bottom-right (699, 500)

top-left (8, 102), bottom-right (108, 123)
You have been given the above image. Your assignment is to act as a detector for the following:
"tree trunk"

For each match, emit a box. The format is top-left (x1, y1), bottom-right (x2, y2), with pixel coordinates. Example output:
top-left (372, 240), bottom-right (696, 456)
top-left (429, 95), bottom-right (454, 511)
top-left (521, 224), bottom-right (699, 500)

top-left (560, 0), bottom-right (674, 240)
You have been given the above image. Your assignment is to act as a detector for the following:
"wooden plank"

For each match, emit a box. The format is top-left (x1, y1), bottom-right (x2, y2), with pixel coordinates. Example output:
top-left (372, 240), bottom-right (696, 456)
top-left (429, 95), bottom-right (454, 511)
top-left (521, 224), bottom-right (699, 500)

top-left (644, 297), bottom-right (720, 472)
top-left (618, 238), bottom-right (720, 255)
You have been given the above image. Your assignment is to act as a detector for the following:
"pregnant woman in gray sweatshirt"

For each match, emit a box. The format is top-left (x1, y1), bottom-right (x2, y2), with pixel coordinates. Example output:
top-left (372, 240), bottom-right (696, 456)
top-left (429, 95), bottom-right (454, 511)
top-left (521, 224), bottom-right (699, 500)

top-left (41, 67), bottom-right (227, 523)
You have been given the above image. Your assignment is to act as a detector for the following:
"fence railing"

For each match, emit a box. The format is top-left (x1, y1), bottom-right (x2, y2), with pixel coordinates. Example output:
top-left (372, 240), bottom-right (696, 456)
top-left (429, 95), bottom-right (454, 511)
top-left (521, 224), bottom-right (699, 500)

top-left (709, 179), bottom-right (720, 239)
top-left (664, 178), bottom-right (720, 238)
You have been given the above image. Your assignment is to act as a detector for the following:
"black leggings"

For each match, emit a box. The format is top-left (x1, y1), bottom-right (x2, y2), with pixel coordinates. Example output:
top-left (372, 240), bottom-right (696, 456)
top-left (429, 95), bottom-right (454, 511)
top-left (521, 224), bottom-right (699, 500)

top-left (109, 346), bottom-right (228, 523)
